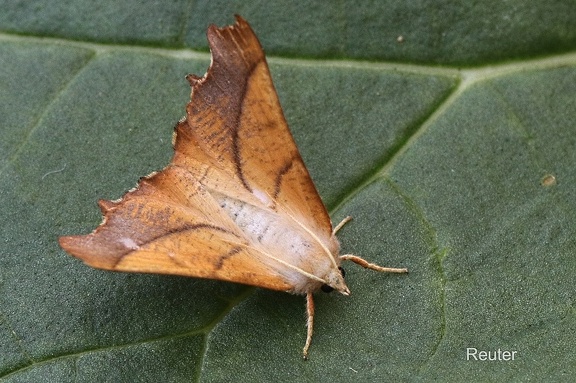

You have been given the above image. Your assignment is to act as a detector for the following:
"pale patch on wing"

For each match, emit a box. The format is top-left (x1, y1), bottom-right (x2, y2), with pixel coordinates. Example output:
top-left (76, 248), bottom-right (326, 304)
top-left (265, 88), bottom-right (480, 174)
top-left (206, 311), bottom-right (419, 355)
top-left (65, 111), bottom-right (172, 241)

top-left (119, 237), bottom-right (140, 251)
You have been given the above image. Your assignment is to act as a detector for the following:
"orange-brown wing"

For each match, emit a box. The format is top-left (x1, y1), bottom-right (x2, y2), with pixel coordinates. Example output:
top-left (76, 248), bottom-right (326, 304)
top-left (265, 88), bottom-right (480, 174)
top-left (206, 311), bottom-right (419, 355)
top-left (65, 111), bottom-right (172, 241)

top-left (177, 15), bottom-right (333, 241)
top-left (60, 16), bottom-right (332, 291)
top-left (59, 166), bottom-right (292, 291)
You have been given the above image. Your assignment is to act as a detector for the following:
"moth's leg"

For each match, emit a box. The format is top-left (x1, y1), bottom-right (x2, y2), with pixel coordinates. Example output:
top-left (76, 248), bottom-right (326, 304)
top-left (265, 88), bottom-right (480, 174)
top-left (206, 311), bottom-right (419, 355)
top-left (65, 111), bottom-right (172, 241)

top-left (332, 216), bottom-right (352, 235)
top-left (340, 254), bottom-right (408, 274)
top-left (303, 292), bottom-right (315, 360)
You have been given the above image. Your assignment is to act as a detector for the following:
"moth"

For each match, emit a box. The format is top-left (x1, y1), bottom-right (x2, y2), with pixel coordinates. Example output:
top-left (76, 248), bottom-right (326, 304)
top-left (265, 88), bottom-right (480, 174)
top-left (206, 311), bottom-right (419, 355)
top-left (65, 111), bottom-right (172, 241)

top-left (59, 15), bottom-right (408, 359)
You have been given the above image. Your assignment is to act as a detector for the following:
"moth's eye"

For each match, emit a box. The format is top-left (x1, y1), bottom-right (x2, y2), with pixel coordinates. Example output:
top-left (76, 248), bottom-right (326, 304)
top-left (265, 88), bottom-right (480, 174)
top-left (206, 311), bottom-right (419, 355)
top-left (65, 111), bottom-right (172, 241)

top-left (321, 284), bottom-right (334, 293)
top-left (338, 266), bottom-right (346, 278)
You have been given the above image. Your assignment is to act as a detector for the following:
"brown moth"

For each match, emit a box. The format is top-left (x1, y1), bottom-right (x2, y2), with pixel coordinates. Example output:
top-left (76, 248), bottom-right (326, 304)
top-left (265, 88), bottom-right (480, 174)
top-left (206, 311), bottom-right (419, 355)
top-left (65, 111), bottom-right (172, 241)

top-left (59, 15), bottom-right (408, 359)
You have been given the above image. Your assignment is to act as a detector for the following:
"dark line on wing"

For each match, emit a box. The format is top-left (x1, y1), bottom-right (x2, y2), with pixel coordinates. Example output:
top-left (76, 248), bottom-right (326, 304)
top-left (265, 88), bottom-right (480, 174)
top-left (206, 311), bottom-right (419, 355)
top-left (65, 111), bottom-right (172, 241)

top-left (231, 55), bottom-right (262, 194)
top-left (231, 121), bottom-right (251, 192)
top-left (214, 246), bottom-right (243, 270)
top-left (112, 223), bottom-right (237, 267)
top-left (272, 155), bottom-right (297, 200)
top-left (162, 223), bottom-right (232, 239)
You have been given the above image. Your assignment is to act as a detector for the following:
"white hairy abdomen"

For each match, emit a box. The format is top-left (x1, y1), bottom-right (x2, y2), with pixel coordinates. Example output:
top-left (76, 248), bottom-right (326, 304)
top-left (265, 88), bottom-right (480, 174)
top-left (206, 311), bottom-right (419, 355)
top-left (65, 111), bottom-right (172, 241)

top-left (214, 193), bottom-right (338, 293)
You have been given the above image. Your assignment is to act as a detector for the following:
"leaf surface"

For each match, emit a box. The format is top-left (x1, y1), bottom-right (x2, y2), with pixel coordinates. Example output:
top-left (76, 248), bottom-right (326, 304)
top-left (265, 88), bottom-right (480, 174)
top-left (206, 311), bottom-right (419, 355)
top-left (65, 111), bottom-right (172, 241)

top-left (1, 2), bottom-right (575, 382)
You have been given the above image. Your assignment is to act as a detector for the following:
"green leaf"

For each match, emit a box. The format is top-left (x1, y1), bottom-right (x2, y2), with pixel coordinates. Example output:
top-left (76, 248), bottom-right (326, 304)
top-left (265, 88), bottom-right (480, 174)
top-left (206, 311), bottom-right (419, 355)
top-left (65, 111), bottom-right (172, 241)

top-left (1, 2), bottom-right (575, 382)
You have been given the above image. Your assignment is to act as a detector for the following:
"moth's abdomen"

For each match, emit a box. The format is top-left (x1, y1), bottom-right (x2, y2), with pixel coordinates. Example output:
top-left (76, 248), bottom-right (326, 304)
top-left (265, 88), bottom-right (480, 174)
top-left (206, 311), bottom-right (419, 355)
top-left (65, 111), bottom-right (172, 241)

top-left (213, 192), bottom-right (339, 293)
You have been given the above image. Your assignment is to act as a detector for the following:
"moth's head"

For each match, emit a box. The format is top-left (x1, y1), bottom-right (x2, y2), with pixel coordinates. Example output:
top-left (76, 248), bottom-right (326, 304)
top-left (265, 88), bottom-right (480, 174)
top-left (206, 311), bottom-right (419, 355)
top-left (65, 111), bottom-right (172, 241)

top-left (321, 266), bottom-right (350, 295)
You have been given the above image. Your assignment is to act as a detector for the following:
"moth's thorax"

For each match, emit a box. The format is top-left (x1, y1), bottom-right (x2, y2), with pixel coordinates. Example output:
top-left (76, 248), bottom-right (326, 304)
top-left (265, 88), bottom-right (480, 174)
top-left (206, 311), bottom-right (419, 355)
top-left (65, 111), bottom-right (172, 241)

top-left (214, 192), bottom-right (344, 294)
